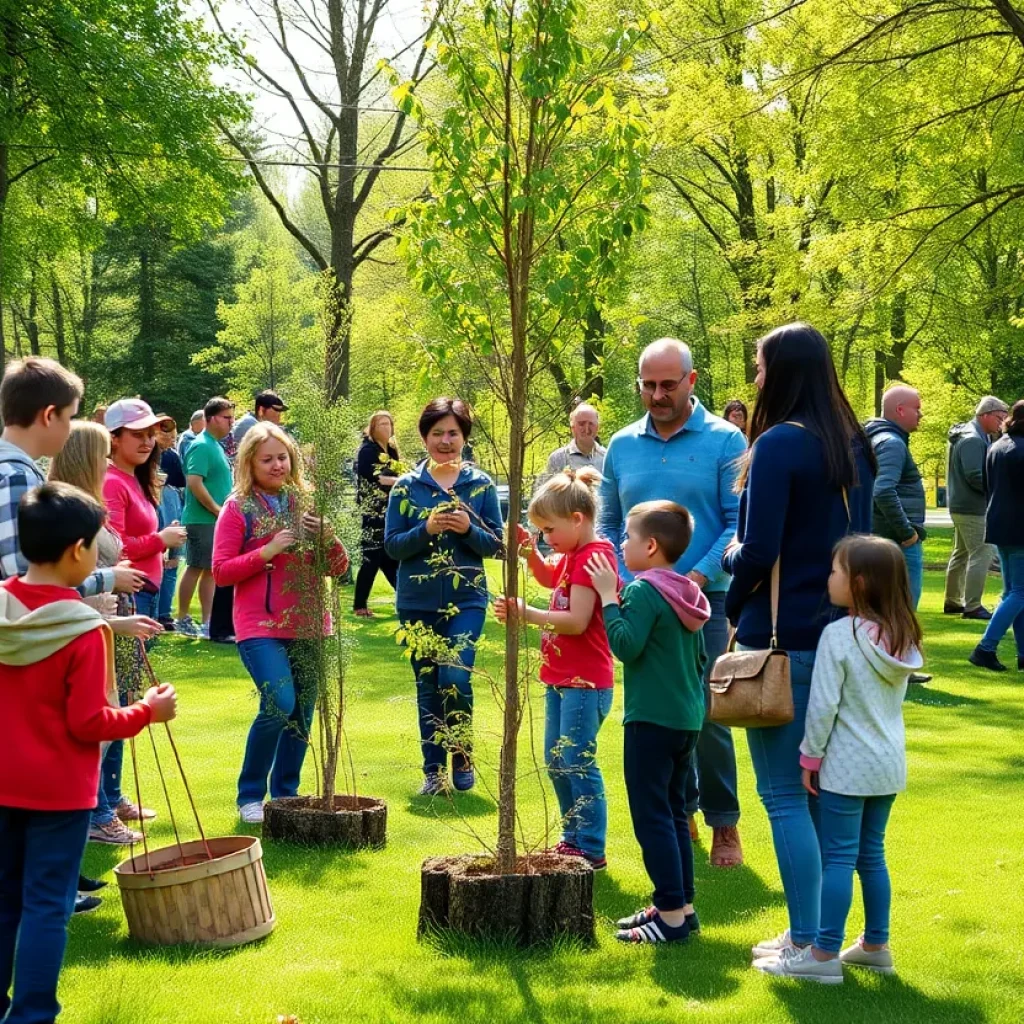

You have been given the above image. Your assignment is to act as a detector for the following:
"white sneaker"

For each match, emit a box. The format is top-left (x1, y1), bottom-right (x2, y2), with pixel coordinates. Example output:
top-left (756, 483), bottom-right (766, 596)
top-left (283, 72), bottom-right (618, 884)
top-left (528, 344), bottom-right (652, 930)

top-left (199, 621), bottom-right (211, 640)
top-left (752, 928), bottom-right (799, 960)
top-left (754, 945), bottom-right (843, 984)
top-left (840, 937), bottom-right (895, 973)
top-left (239, 802), bottom-right (264, 824)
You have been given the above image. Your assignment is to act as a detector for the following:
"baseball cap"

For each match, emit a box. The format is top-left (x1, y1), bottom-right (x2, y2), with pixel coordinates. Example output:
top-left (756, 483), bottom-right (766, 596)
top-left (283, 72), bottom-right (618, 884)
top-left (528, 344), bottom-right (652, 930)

top-left (976, 396), bottom-right (1009, 416)
top-left (104, 398), bottom-right (174, 432)
top-left (255, 390), bottom-right (288, 412)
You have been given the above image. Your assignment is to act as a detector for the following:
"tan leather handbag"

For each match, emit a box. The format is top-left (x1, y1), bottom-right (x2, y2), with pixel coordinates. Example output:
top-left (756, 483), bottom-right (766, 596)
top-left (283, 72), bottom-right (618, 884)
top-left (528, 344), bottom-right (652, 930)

top-left (709, 561), bottom-right (794, 728)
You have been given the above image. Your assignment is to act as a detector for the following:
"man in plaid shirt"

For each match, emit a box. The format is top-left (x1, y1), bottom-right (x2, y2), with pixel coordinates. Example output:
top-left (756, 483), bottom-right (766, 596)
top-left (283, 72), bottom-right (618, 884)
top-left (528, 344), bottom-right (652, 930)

top-left (0, 358), bottom-right (114, 598)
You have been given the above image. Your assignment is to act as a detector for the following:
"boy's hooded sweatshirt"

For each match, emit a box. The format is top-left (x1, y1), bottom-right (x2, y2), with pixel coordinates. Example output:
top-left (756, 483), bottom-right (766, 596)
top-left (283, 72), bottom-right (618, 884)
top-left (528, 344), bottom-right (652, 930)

top-left (800, 615), bottom-right (924, 797)
top-left (603, 568), bottom-right (711, 731)
top-left (0, 576), bottom-right (151, 811)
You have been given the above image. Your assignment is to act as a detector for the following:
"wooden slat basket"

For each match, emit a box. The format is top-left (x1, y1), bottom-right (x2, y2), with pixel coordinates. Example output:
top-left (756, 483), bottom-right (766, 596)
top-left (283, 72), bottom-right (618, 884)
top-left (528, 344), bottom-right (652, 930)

top-left (114, 835), bottom-right (275, 948)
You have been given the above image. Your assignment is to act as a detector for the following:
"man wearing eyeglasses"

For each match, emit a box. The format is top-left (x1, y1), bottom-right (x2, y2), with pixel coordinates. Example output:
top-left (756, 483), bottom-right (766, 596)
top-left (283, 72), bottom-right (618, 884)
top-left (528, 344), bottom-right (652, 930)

top-left (599, 338), bottom-right (748, 868)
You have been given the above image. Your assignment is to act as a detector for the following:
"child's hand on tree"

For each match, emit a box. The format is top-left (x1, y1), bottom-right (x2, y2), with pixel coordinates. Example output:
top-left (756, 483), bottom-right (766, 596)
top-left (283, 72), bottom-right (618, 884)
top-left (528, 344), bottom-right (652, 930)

top-left (494, 596), bottom-right (525, 624)
top-left (144, 683), bottom-right (177, 723)
top-left (515, 523), bottom-right (534, 553)
top-left (585, 552), bottom-right (619, 604)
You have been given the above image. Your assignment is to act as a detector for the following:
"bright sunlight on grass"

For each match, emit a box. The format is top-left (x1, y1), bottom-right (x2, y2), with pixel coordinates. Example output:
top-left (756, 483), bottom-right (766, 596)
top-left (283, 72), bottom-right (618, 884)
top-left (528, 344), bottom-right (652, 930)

top-left (66, 545), bottom-right (1023, 1024)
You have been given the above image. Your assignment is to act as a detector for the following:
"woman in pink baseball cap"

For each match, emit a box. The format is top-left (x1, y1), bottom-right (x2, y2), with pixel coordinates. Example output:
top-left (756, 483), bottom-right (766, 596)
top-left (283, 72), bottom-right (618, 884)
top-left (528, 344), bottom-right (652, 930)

top-left (103, 399), bottom-right (188, 615)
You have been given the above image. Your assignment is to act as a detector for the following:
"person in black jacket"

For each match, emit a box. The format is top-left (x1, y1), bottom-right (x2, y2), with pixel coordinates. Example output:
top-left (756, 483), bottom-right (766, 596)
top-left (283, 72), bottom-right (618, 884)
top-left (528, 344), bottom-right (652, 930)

top-left (865, 387), bottom-right (926, 607)
top-left (353, 411), bottom-right (401, 617)
top-left (969, 400), bottom-right (1024, 672)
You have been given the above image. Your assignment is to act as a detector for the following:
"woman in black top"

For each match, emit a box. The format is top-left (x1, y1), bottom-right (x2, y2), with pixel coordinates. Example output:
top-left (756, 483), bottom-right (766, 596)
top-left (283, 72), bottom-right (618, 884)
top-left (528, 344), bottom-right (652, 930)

top-left (353, 411), bottom-right (401, 616)
top-left (971, 400), bottom-right (1024, 672)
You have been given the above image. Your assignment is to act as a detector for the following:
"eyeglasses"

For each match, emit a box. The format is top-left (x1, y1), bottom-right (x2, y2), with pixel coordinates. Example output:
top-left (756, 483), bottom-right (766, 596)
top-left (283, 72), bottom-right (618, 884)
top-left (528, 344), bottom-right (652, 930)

top-left (636, 375), bottom-right (688, 394)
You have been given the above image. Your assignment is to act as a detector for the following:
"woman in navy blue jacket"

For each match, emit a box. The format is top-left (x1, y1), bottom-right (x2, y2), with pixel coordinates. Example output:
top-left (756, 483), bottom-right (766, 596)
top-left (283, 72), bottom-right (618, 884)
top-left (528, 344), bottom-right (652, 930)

top-left (722, 323), bottom-right (876, 966)
top-left (385, 397), bottom-right (503, 795)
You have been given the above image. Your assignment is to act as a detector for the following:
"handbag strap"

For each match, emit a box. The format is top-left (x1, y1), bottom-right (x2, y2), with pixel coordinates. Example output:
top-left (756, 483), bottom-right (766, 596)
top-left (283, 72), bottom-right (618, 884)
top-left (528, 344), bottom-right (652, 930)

top-left (769, 558), bottom-right (780, 650)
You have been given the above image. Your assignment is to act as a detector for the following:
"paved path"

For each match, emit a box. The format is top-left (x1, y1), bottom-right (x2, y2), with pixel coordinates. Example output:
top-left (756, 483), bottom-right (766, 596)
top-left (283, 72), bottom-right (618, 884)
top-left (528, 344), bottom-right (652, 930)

top-left (925, 509), bottom-right (952, 528)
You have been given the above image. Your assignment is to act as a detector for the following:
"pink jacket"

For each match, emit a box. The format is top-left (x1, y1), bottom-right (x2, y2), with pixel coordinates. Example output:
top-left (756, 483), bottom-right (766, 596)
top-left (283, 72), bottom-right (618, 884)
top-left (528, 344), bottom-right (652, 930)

top-left (212, 495), bottom-right (350, 642)
top-left (103, 466), bottom-right (164, 586)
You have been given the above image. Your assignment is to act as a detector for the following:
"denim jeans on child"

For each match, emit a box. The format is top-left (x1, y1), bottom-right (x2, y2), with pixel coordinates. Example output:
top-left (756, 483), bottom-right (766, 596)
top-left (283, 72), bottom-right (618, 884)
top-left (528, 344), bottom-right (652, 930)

top-left (979, 546), bottom-right (1024, 657)
top-left (399, 606), bottom-right (485, 776)
top-left (816, 790), bottom-right (897, 953)
top-left (684, 592), bottom-right (740, 827)
top-left (744, 648), bottom-right (822, 946)
top-left (0, 806), bottom-right (91, 1024)
top-left (544, 686), bottom-right (614, 860)
top-left (624, 722), bottom-right (700, 910)
top-left (237, 638), bottom-right (318, 805)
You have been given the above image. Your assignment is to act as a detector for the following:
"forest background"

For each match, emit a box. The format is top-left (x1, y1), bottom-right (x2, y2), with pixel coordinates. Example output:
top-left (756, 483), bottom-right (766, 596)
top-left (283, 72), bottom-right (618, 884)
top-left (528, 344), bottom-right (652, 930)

top-left (4, 0), bottom-right (1024, 492)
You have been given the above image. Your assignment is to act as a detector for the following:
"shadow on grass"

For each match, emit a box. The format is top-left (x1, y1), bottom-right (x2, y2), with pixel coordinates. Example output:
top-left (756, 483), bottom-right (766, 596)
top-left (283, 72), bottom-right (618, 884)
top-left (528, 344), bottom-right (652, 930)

top-left (904, 686), bottom-right (986, 709)
top-left (771, 970), bottom-right (988, 1023)
top-left (405, 790), bottom-right (496, 819)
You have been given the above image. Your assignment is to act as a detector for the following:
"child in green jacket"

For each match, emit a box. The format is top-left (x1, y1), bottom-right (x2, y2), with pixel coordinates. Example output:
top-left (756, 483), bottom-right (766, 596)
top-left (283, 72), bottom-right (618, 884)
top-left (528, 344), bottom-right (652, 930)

top-left (587, 500), bottom-right (709, 944)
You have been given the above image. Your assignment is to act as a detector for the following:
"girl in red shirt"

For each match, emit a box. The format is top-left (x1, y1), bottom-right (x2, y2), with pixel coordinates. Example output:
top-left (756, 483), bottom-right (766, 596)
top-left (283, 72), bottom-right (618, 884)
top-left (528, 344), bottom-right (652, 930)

top-left (496, 467), bottom-right (617, 869)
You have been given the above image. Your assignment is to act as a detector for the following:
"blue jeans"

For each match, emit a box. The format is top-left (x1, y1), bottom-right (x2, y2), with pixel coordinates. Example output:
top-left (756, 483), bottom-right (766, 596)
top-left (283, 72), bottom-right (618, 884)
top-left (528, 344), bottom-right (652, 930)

top-left (903, 541), bottom-right (923, 610)
top-left (133, 590), bottom-right (157, 620)
top-left (155, 485), bottom-right (182, 621)
top-left (0, 806), bottom-right (91, 1024)
top-left (236, 638), bottom-right (317, 805)
top-left (91, 740), bottom-right (124, 826)
top-left (744, 648), bottom-right (822, 946)
top-left (817, 790), bottom-right (896, 953)
top-left (400, 607), bottom-right (485, 775)
top-left (544, 686), bottom-right (614, 860)
top-left (685, 592), bottom-right (740, 827)
top-left (979, 546), bottom-right (1024, 657)
top-left (157, 563), bottom-right (179, 622)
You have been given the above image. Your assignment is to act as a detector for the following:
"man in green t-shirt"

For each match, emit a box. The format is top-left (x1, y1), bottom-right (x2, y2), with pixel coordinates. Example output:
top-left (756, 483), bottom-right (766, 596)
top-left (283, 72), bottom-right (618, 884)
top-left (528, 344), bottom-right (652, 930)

top-left (177, 396), bottom-right (234, 637)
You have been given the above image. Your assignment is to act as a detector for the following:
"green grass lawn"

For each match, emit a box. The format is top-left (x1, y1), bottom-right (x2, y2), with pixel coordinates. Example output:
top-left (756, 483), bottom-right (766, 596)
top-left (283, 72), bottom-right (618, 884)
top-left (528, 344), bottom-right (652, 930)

top-left (64, 549), bottom-right (1023, 1024)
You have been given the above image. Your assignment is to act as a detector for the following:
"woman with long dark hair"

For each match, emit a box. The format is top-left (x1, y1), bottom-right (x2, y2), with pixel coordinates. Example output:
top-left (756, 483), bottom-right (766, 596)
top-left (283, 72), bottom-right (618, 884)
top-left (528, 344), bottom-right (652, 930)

top-left (722, 323), bottom-right (876, 967)
top-left (353, 410), bottom-right (401, 617)
top-left (969, 400), bottom-right (1024, 672)
top-left (103, 399), bottom-right (187, 620)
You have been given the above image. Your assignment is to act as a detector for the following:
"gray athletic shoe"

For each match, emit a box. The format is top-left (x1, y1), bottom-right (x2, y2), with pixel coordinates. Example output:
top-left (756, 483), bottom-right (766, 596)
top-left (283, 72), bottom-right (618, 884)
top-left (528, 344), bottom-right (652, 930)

top-left (175, 616), bottom-right (201, 638)
top-left (752, 929), bottom-right (799, 960)
top-left (754, 945), bottom-right (843, 984)
top-left (840, 938), bottom-right (895, 973)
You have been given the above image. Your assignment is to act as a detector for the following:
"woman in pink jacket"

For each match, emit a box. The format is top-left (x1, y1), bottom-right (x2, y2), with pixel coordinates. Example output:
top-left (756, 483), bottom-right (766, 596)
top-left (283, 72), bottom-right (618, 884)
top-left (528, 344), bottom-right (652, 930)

top-left (213, 422), bottom-right (349, 823)
top-left (102, 399), bottom-right (187, 619)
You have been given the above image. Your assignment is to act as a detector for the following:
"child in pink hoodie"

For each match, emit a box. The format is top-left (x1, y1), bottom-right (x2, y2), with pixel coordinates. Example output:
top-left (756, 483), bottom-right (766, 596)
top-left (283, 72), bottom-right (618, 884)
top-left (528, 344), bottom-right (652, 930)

top-left (587, 500), bottom-right (711, 946)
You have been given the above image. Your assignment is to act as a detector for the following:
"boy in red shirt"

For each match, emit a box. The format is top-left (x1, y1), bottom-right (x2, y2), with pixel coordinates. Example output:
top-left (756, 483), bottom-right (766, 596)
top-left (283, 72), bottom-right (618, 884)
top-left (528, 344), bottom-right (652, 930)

top-left (0, 483), bottom-right (177, 1023)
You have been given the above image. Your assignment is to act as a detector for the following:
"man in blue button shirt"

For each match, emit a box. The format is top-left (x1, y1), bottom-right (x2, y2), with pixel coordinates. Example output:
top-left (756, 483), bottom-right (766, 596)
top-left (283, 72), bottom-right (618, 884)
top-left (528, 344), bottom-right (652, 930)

top-left (599, 338), bottom-right (748, 868)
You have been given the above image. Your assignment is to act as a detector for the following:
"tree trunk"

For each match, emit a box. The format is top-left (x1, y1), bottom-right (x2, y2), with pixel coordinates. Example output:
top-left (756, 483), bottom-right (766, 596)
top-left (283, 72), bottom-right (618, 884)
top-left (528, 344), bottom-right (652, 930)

top-left (546, 352), bottom-right (575, 410)
top-left (25, 269), bottom-right (40, 355)
top-left (884, 290), bottom-right (909, 384)
top-left (582, 303), bottom-right (605, 400)
top-left (136, 247), bottom-right (156, 380)
top-left (50, 273), bottom-right (66, 365)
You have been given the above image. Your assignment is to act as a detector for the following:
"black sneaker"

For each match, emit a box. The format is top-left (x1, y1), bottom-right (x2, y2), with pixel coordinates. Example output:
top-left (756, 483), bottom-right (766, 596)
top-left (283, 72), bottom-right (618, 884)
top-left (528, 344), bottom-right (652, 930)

top-left (78, 874), bottom-right (107, 893)
top-left (962, 607), bottom-right (993, 621)
top-left (157, 617), bottom-right (176, 632)
top-left (908, 672), bottom-right (932, 685)
top-left (615, 910), bottom-right (693, 943)
top-left (617, 906), bottom-right (700, 933)
top-left (943, 601), bottom-right (965, 615)
top-left (74, 894), bottom-right (102, 915)
top-left (968, 646), bottom-right (1006, 672)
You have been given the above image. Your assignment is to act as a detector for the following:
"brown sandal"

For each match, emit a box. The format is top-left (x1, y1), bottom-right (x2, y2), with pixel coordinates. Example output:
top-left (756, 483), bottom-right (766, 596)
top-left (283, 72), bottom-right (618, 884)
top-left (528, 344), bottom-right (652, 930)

top-left (353, 608), bottom-right (375, 619)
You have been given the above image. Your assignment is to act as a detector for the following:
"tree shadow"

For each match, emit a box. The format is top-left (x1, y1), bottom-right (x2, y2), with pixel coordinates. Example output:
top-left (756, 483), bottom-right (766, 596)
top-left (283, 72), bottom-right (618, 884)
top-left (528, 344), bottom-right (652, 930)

top-left (904, 687), bottom-right (986, 709)
top-left (258, 837), bottom-right (378, 887)
top-left (405, 790), bottom-right (496, 820)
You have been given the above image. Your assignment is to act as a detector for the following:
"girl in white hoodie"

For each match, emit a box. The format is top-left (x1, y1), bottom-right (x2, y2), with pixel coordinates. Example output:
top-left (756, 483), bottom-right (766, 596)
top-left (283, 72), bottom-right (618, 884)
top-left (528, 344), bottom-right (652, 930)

top-left (758, 535), bottom-right (923, 984)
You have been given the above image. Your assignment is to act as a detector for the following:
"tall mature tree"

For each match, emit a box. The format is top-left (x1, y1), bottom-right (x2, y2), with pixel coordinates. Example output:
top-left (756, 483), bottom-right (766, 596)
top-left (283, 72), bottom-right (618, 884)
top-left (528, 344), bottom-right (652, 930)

top-left (208, 0), bottom-right (438, 400)
top-left (0, 0), bottom-right (244, 364)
